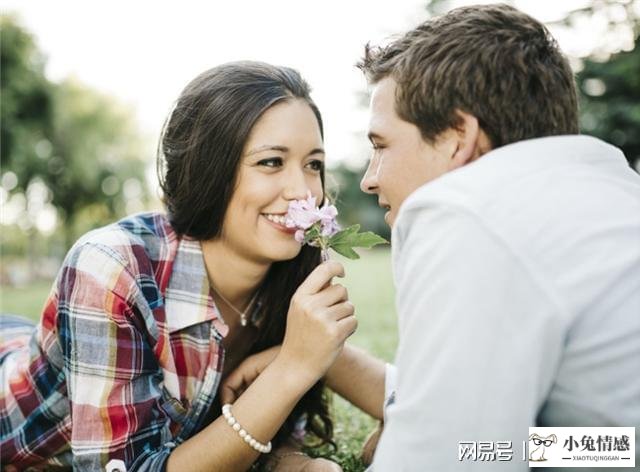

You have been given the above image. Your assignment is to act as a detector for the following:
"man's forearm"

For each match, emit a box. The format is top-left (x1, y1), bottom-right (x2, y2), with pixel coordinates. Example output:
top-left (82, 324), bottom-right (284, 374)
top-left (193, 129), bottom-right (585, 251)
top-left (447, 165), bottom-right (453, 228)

top-left (325, 344), bottom-right (386, 419)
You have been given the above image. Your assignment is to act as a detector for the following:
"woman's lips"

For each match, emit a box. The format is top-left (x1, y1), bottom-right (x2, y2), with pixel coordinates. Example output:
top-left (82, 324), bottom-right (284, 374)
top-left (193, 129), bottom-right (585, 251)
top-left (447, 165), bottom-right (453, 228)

top-left (262, 214), bottom-right (297, 234)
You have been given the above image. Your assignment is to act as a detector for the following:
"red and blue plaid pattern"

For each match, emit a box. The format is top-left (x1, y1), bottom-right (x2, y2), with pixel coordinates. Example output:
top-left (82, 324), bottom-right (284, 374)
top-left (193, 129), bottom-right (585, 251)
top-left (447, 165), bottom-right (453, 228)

top-left (1, 213), bottom-right (230, 470)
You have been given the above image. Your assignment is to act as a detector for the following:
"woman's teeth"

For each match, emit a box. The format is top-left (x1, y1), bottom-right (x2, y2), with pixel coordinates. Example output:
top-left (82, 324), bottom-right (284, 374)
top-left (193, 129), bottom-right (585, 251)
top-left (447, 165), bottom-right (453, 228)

top-left (264, 214), bottom-right (287, 225)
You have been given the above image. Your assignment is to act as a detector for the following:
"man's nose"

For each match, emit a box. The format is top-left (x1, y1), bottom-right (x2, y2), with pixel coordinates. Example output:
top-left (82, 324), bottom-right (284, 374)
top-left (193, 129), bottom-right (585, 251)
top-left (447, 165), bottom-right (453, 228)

top-left (360, 157), bottom-right (379, 195)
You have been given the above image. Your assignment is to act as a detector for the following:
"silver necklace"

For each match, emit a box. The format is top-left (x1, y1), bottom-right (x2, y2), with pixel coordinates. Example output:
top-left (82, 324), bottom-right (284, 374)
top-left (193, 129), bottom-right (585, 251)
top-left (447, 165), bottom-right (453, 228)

top-left (211, 285), bottom-right (259, 327)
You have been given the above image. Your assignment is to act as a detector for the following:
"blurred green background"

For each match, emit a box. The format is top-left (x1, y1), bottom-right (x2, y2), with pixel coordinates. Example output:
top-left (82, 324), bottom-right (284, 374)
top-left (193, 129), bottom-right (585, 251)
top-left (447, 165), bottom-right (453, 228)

top-left (1, 1), bottom-right (639, 470)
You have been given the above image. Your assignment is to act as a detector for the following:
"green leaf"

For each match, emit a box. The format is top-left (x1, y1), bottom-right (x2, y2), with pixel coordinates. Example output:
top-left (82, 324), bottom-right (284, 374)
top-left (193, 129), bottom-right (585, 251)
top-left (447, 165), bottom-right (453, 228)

top-left (329, 225), bottom-right (360, 245)
top-left (330, 227), bottom-right (387, 250)
top-left (325, 224), bottom-right (388, 260)
top-left (348, 231), bottom-right (388, 249)
top-left (331, 243), bottom-right (361, 260)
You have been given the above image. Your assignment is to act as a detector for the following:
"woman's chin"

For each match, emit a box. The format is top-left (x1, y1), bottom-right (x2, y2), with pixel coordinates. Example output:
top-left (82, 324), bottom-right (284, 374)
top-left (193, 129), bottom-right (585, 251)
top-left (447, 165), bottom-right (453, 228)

top-left (262, 241), bottom-right (303, 263)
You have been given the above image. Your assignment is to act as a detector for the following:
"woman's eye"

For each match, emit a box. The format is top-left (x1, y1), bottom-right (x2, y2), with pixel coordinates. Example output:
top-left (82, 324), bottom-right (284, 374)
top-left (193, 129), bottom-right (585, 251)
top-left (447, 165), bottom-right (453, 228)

top-left (371, 143), bottom-right (385, 151)
top-left (258, 157), bottom-right (283, 168)
top-left (307, 160), bottom-right (324, 172)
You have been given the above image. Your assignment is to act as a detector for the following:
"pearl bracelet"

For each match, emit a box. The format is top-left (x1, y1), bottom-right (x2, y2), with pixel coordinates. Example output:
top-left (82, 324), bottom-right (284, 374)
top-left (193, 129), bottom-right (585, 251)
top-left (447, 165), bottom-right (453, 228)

top-left (222, 404), bottom-right (272, 454)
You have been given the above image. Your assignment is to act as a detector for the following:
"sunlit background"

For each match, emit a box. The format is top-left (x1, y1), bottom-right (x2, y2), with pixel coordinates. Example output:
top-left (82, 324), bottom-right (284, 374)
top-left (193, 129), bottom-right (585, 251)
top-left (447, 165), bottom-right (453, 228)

top-left (1, 1), bottom-right (638, 469)
top-left (1, 0), bottom-right (638, 293)
top-left (0, 0), bottom-right (637, 302)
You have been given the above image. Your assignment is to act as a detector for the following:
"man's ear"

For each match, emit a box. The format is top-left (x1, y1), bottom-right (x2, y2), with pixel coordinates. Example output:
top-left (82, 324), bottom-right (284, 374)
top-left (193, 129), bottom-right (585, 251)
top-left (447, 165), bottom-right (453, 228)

top-left (449, 110), bottom-right (490, 168)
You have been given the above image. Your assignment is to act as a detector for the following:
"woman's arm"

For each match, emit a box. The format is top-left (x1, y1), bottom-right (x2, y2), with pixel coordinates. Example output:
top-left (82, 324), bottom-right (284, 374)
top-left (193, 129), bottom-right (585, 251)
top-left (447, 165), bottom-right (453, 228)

top-left (62, 241), bottom-right (353, 472)
top-left (167, 260), bottom-right (356, 471)
top-left (167, 356), bottom-right (313, 471)
top-left (222, 343), bottom-right (387, 421)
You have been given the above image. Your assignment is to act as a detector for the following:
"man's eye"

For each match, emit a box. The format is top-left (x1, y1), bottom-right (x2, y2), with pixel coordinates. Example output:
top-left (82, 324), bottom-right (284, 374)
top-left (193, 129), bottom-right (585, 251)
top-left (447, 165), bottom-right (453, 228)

top-left (258, 158), bottom-right (283, 168)
top-left (307, 160), bottom-right (324, 172)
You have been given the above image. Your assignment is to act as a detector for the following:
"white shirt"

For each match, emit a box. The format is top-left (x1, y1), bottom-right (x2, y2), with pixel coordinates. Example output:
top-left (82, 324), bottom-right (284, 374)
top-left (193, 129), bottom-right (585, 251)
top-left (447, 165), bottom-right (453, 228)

top-left (373, 135), bottom-right (640, 471)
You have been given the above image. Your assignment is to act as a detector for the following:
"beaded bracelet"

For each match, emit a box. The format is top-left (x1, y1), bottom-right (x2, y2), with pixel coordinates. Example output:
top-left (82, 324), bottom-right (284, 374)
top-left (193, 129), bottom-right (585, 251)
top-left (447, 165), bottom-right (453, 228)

top-left (222, 404), bottom-right (272, 454)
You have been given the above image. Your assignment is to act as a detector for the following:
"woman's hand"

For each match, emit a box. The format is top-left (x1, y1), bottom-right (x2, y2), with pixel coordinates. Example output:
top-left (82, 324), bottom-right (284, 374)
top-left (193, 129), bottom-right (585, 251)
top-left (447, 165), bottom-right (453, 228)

top-left (267, 448), bottom-right (343, 472)
top-left (221, 345), bottom-right (281, 404)
top-left (299, 458), bottom-right (343, 472)
top-left (276, 260), bottom-right (357, 389)
top-left (222, 261), bottom-right (358, 403)
top-left (360, 422), bottom-right (384, 466)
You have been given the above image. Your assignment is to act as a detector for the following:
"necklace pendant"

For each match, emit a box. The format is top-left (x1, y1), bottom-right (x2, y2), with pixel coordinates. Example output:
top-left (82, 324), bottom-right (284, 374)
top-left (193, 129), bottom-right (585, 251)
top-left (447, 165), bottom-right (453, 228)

top-left (240, 314), bottom-right (248, 327)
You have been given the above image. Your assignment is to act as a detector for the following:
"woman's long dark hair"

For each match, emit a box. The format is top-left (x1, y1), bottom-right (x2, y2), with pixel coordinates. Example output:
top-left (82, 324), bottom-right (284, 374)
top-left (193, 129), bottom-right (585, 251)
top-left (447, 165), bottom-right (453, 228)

top-left (157, 61), bottom-right (333, 449)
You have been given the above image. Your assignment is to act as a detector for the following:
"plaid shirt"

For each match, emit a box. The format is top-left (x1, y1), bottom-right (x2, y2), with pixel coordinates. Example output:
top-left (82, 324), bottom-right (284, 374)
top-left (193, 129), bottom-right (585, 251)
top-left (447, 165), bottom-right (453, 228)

top-left (1, 212), bottom-right (232, 471)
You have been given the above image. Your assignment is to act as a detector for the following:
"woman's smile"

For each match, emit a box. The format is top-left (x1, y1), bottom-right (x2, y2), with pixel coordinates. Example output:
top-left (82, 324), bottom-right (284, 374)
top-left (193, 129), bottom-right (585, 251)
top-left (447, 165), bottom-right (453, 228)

top-left (220, 98), bottom-right (325, 263)
top-left (261, 212), bottom-right (297, 234)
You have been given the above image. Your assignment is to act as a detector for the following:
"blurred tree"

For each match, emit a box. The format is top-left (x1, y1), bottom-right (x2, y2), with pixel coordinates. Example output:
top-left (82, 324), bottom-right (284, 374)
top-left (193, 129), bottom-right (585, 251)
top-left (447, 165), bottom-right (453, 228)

top-left (552, 0), bottom-right (639, 58)
top-left (0, 14), bottom-right (53, 192)
top-left (328, 165), bottom-right (390, 241)
top-left (578, 36), bottom-right (640, 170)
top-left (1, 15), bottom-right (150, 265)
top-left (550, 0), bottom-right (639, 169)
top-left (48, 78), bottom-right (150, 247)
top-left (1, 15), bottom-right (55, 278)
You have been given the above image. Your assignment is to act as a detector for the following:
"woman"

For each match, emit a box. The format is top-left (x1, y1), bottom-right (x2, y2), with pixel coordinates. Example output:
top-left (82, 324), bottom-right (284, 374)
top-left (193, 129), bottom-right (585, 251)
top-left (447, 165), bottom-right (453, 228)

top-left (0, 62), bottom-right (357, 471)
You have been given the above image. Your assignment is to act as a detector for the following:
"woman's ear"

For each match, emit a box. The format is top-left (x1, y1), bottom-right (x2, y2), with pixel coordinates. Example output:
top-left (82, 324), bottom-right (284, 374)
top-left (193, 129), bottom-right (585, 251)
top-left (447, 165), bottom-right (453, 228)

top-left (450, 110), bottom-right (491, 168)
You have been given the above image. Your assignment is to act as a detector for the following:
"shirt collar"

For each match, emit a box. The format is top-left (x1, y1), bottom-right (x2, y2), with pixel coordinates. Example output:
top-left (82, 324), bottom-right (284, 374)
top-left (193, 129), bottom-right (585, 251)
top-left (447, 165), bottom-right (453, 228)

top-left (397, 135), bottom-right (627, 224)
top-left (164, 236), bottom-right (229, 337)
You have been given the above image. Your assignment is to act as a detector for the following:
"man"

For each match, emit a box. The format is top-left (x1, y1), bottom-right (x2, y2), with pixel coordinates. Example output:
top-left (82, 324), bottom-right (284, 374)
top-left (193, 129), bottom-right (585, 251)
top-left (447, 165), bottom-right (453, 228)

top-left (354, 3), bottom-right (640, 470)
top-left (221, 4), bottom-right (640, 470)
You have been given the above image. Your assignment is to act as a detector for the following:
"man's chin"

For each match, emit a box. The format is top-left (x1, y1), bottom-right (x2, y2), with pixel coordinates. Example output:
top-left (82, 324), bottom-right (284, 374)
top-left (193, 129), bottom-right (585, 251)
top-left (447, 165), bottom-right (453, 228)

top-left (384, 210), bottom-right (395, 227)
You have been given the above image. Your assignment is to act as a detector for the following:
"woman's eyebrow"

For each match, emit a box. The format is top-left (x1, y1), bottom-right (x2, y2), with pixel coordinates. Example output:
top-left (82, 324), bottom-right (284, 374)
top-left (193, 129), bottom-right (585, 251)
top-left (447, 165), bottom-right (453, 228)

top-left (245, 145), bottom-right (325, 157)
top-left (246, 145), bottom-right (289, 156)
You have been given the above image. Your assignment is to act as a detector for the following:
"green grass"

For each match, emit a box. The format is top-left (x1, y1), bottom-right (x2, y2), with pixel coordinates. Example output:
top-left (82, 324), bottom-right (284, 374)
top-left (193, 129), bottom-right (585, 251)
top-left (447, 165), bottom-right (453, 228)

top-left (0, 282), bottom-right (53, 321)
top-left (0, 249), bottom-right (397, 471)
top-left (309, 249), bottom-right (397, 471)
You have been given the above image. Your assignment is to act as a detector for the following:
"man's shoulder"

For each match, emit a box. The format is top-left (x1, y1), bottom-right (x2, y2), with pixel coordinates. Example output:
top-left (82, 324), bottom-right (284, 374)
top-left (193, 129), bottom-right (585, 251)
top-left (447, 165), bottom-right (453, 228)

top-left (393, 135), bottom-right (640, 326)
top-left (397, 134), bottom-right (638, 231)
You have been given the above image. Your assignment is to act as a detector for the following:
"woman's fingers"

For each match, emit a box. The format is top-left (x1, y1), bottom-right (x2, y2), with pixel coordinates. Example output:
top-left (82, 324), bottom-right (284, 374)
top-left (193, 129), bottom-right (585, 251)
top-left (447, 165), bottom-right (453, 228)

top-left (324, 301), bottom-right (355, 321)
top-left (316, 283), bottom-right (349, 307)
top-left (297, 261), bottom-right (344, 295)
top-left (279, 261), bottom-right (354, 381)
top-left (220, 346), bottom-right (281, 404)
top-left (220, 367), bottom-right (249, 404)
top-left (301, 458), bottom-right (344, 471)
top-left (220, 361), bottom-right (261, 404)
top-left (336, 313), bottom-right (358, 339)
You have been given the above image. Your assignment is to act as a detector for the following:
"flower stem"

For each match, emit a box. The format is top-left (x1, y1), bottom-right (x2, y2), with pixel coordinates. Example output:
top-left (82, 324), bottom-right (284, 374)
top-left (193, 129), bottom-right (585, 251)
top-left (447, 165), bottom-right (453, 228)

top-left (319, 238), bottom-right (330, 262)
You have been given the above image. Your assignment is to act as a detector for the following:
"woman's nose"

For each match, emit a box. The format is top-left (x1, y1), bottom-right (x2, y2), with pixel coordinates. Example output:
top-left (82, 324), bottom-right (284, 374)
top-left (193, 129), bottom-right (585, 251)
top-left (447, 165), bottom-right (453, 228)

top-left (282, 168), bottom-right (311, 201)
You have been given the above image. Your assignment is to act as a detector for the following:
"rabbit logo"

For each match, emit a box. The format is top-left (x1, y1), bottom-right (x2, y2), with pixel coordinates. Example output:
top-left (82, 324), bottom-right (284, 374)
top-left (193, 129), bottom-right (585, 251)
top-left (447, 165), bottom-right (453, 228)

top-left (528, 433), bottom-right (557, 462)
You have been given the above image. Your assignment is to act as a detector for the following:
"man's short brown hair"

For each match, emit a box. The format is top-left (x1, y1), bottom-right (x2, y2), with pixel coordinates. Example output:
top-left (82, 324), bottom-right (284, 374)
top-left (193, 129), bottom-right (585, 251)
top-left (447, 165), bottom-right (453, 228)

top-left (358, 3), bottom-right (579, 148)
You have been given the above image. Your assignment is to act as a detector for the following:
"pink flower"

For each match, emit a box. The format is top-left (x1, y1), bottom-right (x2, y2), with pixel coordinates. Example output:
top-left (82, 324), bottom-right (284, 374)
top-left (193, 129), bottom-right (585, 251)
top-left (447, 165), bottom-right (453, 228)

top-left (294, 229), bottom-right (306, 243)
top-left (318, 205), bottom-right (340, 236)
top-left (285, 192), bottom-right (321, 230)
top-left (286, 192), bottom-right (341, 247)
top-left (321, 220), bottom-right (341, 237)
